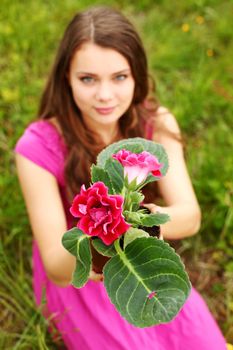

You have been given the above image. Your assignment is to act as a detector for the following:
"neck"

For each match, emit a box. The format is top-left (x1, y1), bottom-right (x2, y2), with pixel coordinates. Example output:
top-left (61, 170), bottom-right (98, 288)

top-left (99, 125), bottom-right (121, 145)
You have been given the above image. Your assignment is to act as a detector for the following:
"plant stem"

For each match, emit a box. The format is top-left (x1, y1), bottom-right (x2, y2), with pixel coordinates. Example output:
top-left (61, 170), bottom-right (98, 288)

top-left (114, 239), bottom-right (123, 256)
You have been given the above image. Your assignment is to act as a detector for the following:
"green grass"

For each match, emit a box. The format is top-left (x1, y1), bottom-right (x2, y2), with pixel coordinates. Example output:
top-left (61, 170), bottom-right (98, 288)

top-left (1, 0), bottom-right (233, 347)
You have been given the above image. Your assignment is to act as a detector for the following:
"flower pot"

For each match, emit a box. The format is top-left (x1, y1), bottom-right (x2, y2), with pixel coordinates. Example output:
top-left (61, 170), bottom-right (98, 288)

top-left (138, 224), bottom-right (161, 238)
top-left (139, 206), bottom-right (161, 239)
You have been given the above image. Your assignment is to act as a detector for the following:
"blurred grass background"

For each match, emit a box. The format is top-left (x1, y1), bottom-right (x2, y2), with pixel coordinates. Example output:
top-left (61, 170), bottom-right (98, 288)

top-left (0, 0), bottom-right (232, 347)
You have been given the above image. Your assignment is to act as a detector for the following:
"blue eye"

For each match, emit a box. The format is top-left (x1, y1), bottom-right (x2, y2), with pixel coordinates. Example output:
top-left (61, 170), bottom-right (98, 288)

top-left (80, 76), bottom-right (95, 84)
top-left (115, 74), bottom-right (127, 81)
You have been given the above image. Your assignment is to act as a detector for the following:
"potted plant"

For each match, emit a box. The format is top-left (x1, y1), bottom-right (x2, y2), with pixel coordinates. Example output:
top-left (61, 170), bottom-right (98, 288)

top-left (62, 138), bottom-right (191, 327)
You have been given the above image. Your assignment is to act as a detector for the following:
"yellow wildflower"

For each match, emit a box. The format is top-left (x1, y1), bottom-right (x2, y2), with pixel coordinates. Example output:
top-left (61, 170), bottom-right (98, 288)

top-left (181, 23), bottom-right (190, 32)
top-left (196, 16), bottom-right (204, 24)
top-left (1, 88), bottom-right (19, 103)
top-left (206, 49), bottom-right (214, 57)
top-left (0, 24), bottom-right (14, 35)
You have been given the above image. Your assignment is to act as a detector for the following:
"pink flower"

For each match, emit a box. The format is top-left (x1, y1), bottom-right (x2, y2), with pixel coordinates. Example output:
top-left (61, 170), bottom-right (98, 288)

top-left (112, 149), bottom-right (163, 185)
top-left (70, 182), bottom-right (131, 245)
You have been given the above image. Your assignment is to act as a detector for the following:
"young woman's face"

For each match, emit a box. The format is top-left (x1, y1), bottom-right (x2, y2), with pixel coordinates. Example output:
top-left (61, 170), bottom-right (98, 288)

top-left (68, 42), bottom-right (135, 132)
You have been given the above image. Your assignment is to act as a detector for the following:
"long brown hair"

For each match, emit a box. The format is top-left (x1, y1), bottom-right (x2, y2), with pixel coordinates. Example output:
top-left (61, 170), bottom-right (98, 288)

top-left (38, 6), bottom-right (159, 200)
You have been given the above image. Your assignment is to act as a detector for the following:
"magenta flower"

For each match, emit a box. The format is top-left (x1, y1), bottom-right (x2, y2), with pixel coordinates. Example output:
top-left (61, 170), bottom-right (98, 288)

top-left (70, 182), bottom-right (131, 245)
top-left (112, 149), bottom-right (163, 185)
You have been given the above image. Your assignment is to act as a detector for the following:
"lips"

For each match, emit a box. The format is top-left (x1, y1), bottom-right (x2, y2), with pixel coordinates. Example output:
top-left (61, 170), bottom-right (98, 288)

top-left (95, 107), bottom-right (115, 115)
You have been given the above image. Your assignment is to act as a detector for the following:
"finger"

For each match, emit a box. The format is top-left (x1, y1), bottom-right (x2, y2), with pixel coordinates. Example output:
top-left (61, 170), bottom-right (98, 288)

top-left (143, 203), bottom-right (157, 213)
top-left (143, 204), bottom-right (164, 240)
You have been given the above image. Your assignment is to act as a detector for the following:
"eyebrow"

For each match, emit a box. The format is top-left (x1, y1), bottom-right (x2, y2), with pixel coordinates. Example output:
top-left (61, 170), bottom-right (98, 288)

top-left (76, 69), bottom-right (131, 76)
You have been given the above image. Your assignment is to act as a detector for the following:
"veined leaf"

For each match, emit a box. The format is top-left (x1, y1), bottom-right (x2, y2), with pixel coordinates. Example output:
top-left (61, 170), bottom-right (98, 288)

top-left (62, 227), bottom-right (82, 256)
top-left (97, 139), bottom-right (144, 167)
top-left (104, 158), bottom-right (124, 193)
top-left (91, 165), bottom-right (115, 194)
top-left (124, 211), bottom-right (170, 226)
top-left (62, 228), bottom-right (91, 288)
top-left (123, 227), bottom-right (149, 249)
top-left (103, 237), bottom-right (191, 327)
top-left (92, 238), bottom-right (117, 257)
top-left (140, 213), bottom-right (170, 226)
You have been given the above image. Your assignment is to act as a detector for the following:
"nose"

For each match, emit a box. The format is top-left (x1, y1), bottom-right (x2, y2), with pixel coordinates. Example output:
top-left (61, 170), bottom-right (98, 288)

top-left (95, 81), bottom-right (113, 102)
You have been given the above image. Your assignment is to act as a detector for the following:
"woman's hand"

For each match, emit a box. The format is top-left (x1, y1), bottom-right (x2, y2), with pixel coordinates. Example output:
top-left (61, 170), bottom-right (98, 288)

top-left (143, 203), bottom-right (162, 214)
top-left (148, 108), bottom-right (201, 239)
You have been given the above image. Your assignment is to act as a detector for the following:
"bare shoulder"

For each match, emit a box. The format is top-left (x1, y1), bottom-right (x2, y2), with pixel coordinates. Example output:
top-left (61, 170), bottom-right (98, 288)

top-left (155, 106), bottom-right (181, 132)
top-left (153, 106), bottom-right (182, 144)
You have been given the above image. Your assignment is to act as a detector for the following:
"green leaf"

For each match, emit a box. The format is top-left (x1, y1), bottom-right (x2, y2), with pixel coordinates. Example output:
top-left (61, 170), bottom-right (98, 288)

top-left (103, 237), bottom-right (191, 327)
top-left (92, 238), bottom-right (117, 257)
top-left (96, 139), bottom-right (144, 168)
top-left (123, 227), bottom-right (149, 248)
top-left (62, 227), bottom-right (82, 257)
top-left (62, 227), bottom-right (91, 288)
top-left (140, 213), bottom-right (170, 226)
top-left (104, 158), bottom-right (124, 193)
top-left (124, 210), bottom-right (170, 227)
top-left (91, 165), bottom-right (115, 194)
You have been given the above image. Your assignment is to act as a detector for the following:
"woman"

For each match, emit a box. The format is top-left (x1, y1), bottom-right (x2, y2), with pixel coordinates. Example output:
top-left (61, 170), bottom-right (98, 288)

top-left (15, 6), bottom-right (226, 349)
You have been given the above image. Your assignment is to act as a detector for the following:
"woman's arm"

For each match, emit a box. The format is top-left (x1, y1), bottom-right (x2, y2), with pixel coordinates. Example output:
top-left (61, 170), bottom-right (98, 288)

top-left (145, 107), bottom-right (201, 240)
top-left (16, 153), bottom-right (75, 286)
top-left (15, 154), bottom-right (102, 286)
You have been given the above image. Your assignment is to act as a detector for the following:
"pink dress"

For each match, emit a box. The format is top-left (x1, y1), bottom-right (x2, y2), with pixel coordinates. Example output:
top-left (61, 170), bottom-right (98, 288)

top-left (15, 120), bottom-right (226, 350)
